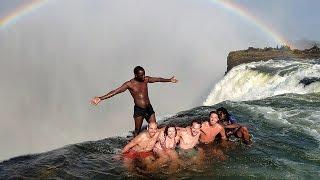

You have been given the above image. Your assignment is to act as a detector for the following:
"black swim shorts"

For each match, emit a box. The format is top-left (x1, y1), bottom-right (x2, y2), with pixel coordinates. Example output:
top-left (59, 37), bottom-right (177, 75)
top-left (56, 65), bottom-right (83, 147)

top-left (133, 104), bottom-right (155, 121)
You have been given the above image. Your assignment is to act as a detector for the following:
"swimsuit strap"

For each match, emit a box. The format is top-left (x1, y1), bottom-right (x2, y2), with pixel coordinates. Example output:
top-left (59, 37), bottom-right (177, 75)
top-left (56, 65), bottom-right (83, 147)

top-left (163, 136), bottom-right (176, 149)
top-left (159, 136), bottom-right (166, 149)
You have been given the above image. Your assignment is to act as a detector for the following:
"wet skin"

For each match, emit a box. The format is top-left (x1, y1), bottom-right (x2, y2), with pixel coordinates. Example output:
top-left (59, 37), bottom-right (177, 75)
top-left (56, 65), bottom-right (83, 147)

top-left (91, 69), bottom-right (177, 136)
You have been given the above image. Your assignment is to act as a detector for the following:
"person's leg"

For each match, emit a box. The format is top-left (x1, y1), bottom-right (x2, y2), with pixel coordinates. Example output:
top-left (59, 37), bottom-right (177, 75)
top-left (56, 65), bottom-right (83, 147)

top-left (234, 128), bottom-right (242, 138)
top-left (145, 104), bottom-right (156, 123)
top-left (241, 126), bottom-right (250, 141)
top-left (235, 126), bottom-right (251, 144)
top-left (147, 113), bottom-right (156, 123)
top-left (134, 116), bottom-right (144, 137)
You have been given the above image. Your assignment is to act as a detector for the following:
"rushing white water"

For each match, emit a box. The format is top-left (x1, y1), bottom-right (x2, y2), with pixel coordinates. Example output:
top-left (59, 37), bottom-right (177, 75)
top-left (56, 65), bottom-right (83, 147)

top-left (235, 100), bottom-right (320, 142)
top-left (204, 59), bottom-right (320, 106)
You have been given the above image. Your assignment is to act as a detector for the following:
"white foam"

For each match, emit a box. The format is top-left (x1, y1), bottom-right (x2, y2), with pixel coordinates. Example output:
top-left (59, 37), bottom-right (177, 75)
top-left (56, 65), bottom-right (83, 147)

top-left (156, 114), bottom-right (174, 122)
top-left (237, 102), bottom-right (320, 142)
top-left (204, 60), bottom-right (320, 106)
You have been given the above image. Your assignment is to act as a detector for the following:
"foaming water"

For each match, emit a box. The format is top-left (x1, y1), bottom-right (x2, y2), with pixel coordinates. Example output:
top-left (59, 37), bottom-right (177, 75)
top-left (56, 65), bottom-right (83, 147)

top-left (204, 59), bottom-right (320, 106)
top-left (1, 93), bottom-right (320, 179)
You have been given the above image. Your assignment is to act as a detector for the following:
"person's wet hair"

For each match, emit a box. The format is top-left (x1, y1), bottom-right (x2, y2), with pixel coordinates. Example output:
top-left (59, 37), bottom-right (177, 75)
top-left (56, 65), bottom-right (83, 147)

top-left (147, 121), bottom-right (158, 129)
top-left (209, 111), bottom-right (218, 117)
top-left (216, 107), bottom-right (230, 120)
top-left (134, 66), bottom-right (144, 75)
top-left (191, 120), bottom-right (201, 127)
top-left (164, 124), bottom-right (177, 136)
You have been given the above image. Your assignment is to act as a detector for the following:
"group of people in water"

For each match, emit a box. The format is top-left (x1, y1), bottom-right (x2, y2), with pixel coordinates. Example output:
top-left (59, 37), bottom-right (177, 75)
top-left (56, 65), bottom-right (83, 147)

top-left (91, 66), bottom-right (251, 173)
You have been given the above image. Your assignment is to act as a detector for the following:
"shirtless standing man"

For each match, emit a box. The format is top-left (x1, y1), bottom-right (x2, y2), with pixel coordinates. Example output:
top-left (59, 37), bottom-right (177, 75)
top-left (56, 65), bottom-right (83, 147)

top-left (91, 66), bottom-right (178, 136)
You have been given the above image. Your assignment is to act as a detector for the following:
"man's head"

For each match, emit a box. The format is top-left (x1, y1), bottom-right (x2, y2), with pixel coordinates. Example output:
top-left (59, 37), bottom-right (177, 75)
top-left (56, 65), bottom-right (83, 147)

top-left (164, 125), bottom-right (177, 139)
top-left (134, 66), bottom-right (145, 82)
top-left (147, 122), bottom-right (158, 137)
top-left (191, 120), bottom-right (201, 136)
top-left (217, 107), bottom-right (229, 121)
top-left (209, 111), bottom-right (219, 125)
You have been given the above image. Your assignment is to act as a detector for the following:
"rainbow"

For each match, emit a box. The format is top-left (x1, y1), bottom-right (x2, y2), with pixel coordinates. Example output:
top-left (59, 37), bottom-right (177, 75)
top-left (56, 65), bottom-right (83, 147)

top-left (0, 0), bottom-right (291, 47)
top-left (209, 0), bottom-right (291, 47)
top-left (0, 0), bottom-right (49, 29)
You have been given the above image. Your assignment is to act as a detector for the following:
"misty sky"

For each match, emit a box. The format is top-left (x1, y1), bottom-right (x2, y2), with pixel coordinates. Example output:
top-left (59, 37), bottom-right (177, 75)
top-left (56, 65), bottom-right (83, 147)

top-left (0, 0), bottom-right (319, 161)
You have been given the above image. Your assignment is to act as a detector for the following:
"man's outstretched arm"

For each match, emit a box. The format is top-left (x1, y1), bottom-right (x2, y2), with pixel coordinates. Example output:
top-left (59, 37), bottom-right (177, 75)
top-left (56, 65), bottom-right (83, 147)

top-left (147, 76), bottom-right (178, 83)
top-left (91, 82), bottom-right (129, 105)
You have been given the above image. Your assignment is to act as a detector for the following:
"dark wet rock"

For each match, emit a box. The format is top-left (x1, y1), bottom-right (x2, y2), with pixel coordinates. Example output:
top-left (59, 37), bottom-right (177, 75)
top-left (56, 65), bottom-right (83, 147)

top-left (299, 77), bottom-right (320, 86)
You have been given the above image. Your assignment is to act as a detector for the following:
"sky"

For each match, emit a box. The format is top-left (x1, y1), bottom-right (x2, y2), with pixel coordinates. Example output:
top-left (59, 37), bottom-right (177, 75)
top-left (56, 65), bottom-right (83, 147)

top-left (0, 0), bottom-right (319, 161)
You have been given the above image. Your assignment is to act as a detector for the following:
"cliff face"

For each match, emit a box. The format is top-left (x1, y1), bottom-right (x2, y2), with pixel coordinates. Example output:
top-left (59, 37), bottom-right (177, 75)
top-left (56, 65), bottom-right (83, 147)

top-left (227, 45), bottom-right (320, 72)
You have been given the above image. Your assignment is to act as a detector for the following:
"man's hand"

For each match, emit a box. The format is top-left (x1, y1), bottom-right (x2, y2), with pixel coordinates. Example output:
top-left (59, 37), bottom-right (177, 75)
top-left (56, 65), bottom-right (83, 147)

top-left (90, 97), bottom-right (101, 105)
top-left (170, 76), bottom-right (178, 83)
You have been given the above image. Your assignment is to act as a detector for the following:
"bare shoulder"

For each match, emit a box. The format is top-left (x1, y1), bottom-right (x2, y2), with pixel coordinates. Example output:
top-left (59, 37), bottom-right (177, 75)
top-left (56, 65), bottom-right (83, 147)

top-left (177, 127), bottom-right (187, 135)
top-left (134, 132), bottom-right (147, 141)
top-left (158, 127), bottom-right (165, 132)
top-left (202, 121), bottom-right (209, 127)
top-left (217, 123), bottom-right (224, 130)
top-left (126, 79), bottom-right (135, 88)
top-left (128, 79), bottom-right (134, 84)
top-left (159, 131), bottom-right (165, 138)
top-left (139, 131), bottom-right (148, 138)
top-left (144, 76), bottom-right (151, 83)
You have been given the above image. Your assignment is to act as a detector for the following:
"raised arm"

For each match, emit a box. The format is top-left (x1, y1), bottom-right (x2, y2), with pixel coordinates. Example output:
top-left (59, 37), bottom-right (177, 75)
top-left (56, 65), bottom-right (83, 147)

top-left (91, 81), bottom-right (129, 105)
top-left (147, 76), bottom-right (178, 83)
